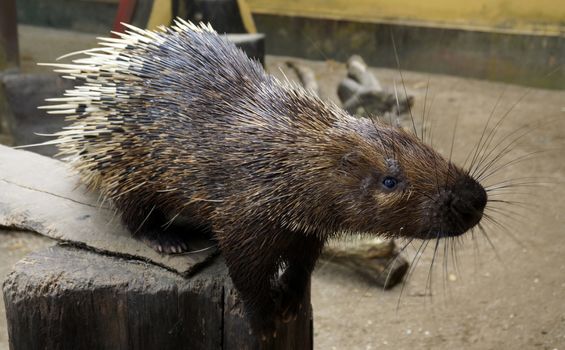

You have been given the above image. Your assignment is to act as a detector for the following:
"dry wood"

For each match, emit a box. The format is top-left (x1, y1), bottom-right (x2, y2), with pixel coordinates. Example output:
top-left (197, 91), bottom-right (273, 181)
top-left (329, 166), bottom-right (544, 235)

top-left (0, 144), bottom-right (216, 276)
top-left (3, 245), bottom-right (313, 349)
top-left (322, 237), bottom-right (408, 289)
top-left (285, 61), bottom-right (319, 96)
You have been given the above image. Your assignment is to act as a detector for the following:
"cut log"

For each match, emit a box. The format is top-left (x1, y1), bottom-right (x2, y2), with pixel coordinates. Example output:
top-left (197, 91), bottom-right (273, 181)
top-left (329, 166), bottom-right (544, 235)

top-left (285, 61), bottom-right (319, 96)
top-left (322, 238), bottom-right (408, 289)
top-left (2, 245), bottom-right (313, 350)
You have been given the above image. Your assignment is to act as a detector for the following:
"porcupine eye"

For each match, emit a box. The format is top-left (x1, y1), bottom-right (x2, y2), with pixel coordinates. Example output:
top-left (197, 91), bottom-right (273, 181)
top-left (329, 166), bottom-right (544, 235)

top-left (382, 177), bottom-right (398, 190)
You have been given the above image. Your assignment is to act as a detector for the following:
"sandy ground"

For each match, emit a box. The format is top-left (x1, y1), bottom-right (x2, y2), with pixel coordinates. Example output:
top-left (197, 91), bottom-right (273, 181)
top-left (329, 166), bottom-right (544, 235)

top-left (1, 25), bottom-right (564, 349)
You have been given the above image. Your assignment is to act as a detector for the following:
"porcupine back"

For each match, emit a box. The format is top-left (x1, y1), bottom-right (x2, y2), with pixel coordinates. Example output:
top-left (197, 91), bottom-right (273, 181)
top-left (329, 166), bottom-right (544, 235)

top-left (42, 20), bottom-right (348, 225)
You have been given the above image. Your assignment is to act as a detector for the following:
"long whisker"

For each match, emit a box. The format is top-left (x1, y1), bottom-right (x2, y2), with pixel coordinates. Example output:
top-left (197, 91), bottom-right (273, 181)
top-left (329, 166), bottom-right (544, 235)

top-left (424, 95), bottom-right (437, 145)
top-left (470, 89), bottom-right (531, 174)
top-left (442, 236), bottom-right (450, 297)
top-left (390, 31), bottom-right (418, 138)
top-left (449, 236), bottom-right (461, 278)
top-left (475, 88), bottom-right (537, 175)
top-left (478, 151), bottom-right (547, 182)
top-left (470, 227), bottom-right (481, 276)
top-left (482, 213), bottom-right (525, 248)
top-left (484, 206), bottom-right (527, 224)
top-left (487, 198), bottom-right (536, 209)
top-left (421, 78), bottom-right (430, 142)
top-left (473, 124), bottom-right (541, 180)
top-left (464, 87), bottom-right (507, 171)
top-left (396, 238), bottom-right (429, 311)
top-left (485, 178), bottom-right (548, 192)
top-left (425, 233), bottom-right (442, 301)
top-left (477, 223), bottom-right (503, 264)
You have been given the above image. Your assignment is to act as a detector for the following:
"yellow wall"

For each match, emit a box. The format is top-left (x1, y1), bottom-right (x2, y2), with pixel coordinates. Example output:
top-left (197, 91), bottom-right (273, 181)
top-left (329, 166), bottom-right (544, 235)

top-left (247, 0), bottom-right (565, 35)
top-left (146, 0), bottom-right (172, 29)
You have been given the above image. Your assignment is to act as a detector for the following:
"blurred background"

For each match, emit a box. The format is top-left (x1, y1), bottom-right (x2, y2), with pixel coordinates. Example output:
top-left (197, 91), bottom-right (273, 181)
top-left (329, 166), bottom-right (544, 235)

top-left (0, 0), bottom-right (564, 349)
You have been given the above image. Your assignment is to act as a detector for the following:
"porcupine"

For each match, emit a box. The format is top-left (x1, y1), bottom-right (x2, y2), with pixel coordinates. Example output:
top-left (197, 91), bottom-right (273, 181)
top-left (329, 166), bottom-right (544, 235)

top-left (41, 19), bottom-right (487, 334)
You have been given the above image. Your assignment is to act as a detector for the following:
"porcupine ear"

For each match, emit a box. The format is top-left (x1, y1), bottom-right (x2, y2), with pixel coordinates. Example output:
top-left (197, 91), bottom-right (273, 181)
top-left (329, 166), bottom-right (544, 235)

top-left (340, 150), bottom-right (370, 172)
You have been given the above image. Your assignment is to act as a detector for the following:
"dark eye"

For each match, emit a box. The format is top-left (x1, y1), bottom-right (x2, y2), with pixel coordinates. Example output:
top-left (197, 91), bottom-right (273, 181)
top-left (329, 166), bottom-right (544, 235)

top-left (382, 177), bottom-right (398, 189)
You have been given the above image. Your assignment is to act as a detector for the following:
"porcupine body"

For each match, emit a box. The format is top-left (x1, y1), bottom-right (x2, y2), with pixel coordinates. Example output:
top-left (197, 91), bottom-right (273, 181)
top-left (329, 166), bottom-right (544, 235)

top-left (42, 19), bottom-right (488, 333)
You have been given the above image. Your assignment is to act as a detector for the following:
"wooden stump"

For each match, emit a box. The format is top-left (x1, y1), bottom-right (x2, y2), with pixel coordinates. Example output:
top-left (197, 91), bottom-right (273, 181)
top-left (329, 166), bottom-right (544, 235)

top-left (2, 245), bottom-right (313, 350)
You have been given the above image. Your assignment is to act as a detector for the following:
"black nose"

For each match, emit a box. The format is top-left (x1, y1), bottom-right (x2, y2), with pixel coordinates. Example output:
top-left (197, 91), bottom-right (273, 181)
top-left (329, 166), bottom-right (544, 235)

top-left (450, 176), bottom-right (487, 232)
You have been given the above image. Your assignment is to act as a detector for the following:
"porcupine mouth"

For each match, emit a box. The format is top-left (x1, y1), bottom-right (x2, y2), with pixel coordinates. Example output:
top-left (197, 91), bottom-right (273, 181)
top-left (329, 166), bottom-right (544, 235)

top-left (414, 210), bottom-right (485, 240)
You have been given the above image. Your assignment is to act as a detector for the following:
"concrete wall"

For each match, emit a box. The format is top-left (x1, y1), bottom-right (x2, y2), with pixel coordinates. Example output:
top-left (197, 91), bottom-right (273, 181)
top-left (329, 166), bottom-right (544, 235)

top-left (247, 0), bottom-right (565, 36)
top-left (253, 15), bottom-right (564, 89)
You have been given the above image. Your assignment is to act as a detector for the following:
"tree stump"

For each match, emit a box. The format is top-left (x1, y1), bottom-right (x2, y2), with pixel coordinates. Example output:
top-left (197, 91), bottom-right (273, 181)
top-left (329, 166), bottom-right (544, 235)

top-left (2, 245), bottom-right (313, 350)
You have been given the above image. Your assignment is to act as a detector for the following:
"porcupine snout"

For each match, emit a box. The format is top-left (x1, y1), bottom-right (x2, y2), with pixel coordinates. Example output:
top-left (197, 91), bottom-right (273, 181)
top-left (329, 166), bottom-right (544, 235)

top-left (444, 175), bottom-right (487, 236)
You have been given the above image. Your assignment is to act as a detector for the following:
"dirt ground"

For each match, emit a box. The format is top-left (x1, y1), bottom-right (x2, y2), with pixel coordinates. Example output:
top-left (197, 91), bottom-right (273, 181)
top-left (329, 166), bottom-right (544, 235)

top-left (1, 25), bottom-right (564, 350)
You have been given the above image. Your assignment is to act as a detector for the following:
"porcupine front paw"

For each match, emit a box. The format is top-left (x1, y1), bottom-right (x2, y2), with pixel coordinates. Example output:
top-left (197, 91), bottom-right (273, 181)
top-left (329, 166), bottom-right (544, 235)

top-left (272, 279), bottom-right (303, 323)
top-left (136, 228), bottom-right (192, 254)
top-left (250, 314), bottom-right (278, 341)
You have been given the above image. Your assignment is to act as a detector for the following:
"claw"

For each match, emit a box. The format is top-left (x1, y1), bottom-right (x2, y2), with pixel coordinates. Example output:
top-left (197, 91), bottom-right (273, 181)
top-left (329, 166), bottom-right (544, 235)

top-left (281, 310), bottom-right (295, 323)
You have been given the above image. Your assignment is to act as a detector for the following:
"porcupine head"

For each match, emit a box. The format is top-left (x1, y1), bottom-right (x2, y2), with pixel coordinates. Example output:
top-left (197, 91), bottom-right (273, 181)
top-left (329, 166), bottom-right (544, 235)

top-left (40, 19), bottom-right (488, 334)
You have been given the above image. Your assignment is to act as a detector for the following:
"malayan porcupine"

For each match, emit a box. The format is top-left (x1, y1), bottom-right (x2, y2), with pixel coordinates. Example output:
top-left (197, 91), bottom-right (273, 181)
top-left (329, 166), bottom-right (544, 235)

top-left (40, 19), bottom-right (488, 334)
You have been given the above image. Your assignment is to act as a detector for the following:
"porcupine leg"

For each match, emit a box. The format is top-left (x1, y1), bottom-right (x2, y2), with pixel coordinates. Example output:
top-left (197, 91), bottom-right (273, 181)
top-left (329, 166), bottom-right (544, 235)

top-left (218, 225), bottom-right (324, 335)
top-left (117, 199), bottom-right (193, 254)
top-left (274, 234), bottom-right (325, 322)
top-left (218, 226), bottom-right (284, 336)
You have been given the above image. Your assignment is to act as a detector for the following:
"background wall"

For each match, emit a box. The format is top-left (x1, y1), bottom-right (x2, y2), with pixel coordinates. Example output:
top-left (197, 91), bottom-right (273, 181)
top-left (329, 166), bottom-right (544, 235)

top-left (247, 0), bottom-right (565, 36)
top-left (13, 0), bottom-right (565, 88)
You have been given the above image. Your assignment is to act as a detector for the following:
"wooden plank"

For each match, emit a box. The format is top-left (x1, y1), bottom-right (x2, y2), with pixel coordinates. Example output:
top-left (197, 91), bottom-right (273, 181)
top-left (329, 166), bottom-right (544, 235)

top-left (0, 144), bottom-right (217, 276)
